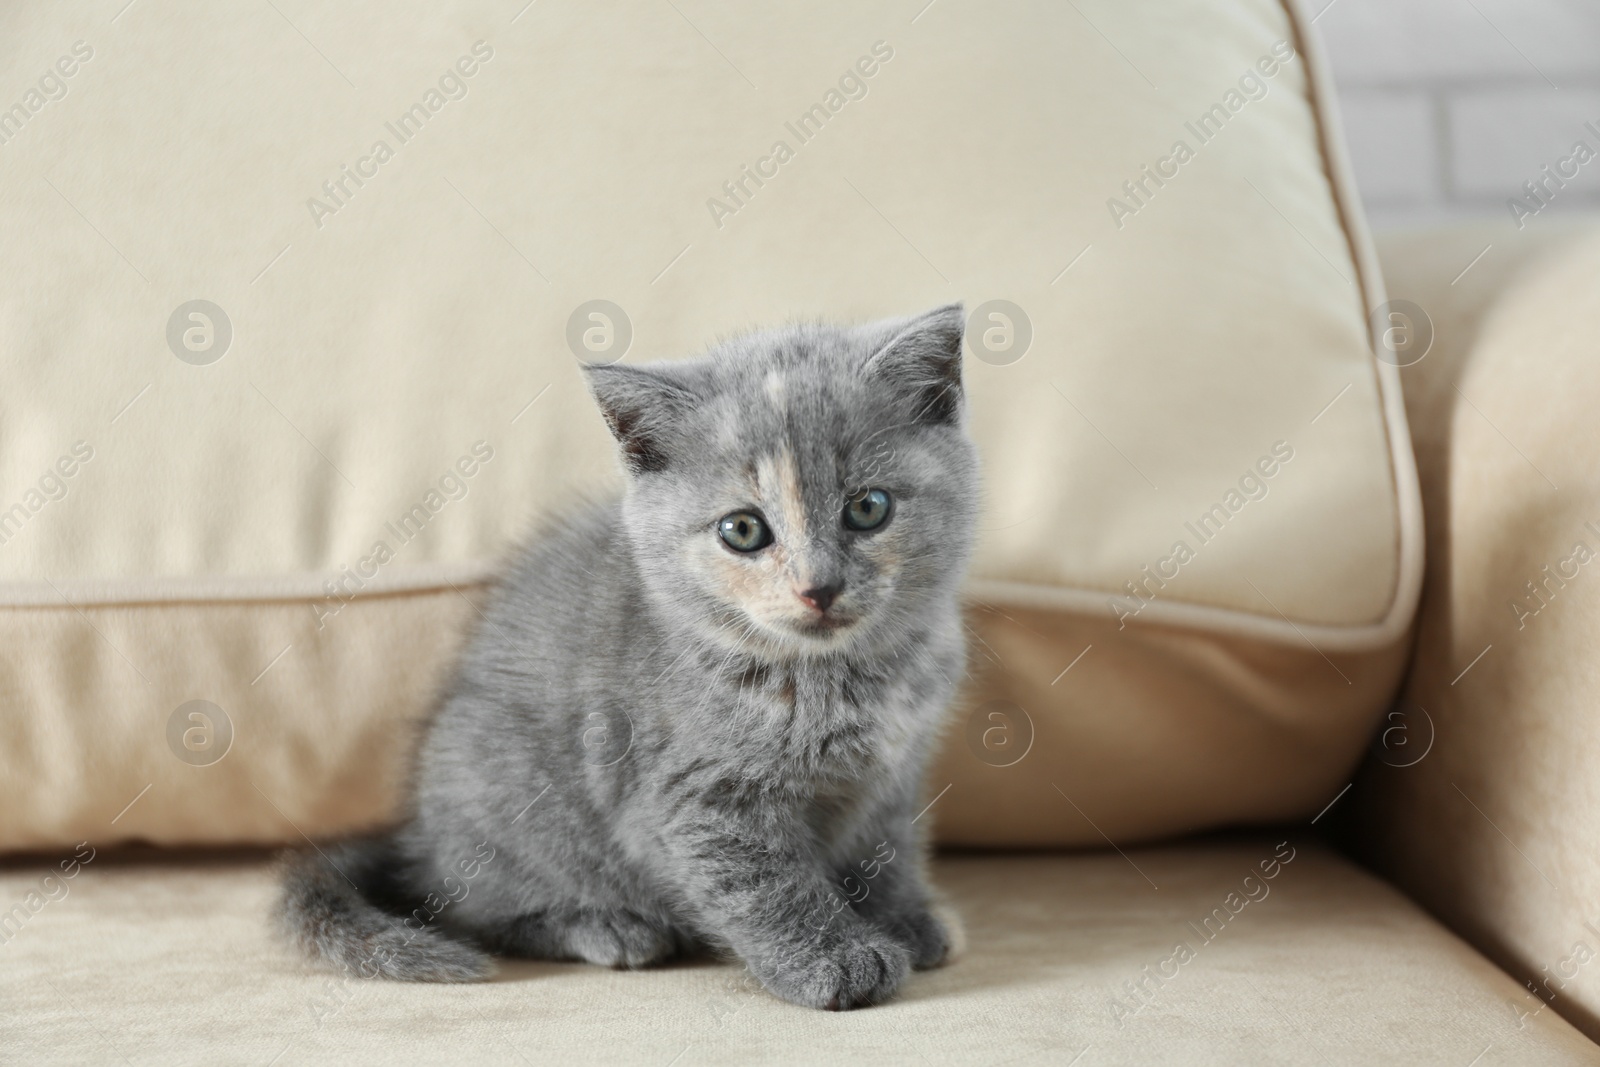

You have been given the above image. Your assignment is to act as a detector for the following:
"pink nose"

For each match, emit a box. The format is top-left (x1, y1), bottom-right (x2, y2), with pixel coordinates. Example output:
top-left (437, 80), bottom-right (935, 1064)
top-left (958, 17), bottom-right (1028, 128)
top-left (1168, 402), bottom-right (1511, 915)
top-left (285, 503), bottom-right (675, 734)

top-left (798, 583), bottom-right (843, 614)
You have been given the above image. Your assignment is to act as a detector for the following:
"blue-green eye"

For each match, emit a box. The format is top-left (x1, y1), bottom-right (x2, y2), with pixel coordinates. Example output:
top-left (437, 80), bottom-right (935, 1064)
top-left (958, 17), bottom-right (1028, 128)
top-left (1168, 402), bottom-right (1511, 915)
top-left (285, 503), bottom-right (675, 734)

top-left (844, 489), bottom-right (892, 532)
top-left (718, 511), bottom-right (772, 552)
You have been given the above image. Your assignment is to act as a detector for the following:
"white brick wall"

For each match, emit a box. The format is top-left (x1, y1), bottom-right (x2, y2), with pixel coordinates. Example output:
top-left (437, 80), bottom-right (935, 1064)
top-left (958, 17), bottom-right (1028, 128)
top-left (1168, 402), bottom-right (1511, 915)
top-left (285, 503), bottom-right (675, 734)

top-left (1311, 0), bottom-right (1600, 230)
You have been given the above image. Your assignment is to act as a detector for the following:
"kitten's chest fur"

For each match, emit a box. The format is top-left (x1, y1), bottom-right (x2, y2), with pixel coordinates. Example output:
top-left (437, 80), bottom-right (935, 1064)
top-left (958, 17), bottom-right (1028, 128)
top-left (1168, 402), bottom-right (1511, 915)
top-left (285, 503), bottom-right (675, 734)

top-left (726, 655), bottom-right (930, 780)
top-left (644, 633), bottom-right (956, 855)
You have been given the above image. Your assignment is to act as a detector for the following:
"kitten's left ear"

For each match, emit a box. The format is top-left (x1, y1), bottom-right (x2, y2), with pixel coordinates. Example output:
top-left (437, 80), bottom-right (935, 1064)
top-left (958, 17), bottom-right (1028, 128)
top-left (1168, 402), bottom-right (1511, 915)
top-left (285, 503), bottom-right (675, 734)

top-left (861, 303), bottom-right (966, 425)
top-left (583, 363), bottom-right (696, 474)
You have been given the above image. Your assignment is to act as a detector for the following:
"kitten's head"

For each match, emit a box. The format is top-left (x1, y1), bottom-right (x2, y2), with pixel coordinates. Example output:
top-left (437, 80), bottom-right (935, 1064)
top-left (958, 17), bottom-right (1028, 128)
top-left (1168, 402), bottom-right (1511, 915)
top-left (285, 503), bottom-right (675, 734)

top-left (585, 304), bottom-right (979, 660)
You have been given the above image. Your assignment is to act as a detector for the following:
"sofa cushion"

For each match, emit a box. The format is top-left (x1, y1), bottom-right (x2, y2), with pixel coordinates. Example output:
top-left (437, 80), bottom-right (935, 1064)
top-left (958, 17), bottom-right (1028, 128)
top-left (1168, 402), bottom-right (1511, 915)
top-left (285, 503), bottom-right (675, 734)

top-left (1353, 221), bottom-right (1600, 1044)
top-left (1, 839), bottom-right (1591, 1064)
top-left (0, 0), bottom-right (1420, 850)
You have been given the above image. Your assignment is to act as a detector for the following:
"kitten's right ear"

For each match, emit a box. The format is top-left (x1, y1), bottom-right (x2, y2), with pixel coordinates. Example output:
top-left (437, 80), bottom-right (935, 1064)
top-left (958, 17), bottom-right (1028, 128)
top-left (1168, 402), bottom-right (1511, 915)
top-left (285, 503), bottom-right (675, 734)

top-left (862, 303), bottom-right (966, 425)
top-left (584, 363), bottom-right (695, 474)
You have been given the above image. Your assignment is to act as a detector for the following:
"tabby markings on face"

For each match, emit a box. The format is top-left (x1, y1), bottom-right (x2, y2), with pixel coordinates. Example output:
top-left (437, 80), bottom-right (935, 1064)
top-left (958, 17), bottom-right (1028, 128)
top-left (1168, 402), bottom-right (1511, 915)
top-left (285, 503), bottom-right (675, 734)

top-left (755, 447), bottom-right (808, 555)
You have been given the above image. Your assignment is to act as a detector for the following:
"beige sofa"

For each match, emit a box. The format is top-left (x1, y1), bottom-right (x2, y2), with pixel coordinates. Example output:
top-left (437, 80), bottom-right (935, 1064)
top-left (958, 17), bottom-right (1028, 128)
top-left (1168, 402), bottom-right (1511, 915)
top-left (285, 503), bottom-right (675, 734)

top-left (1, 221), bottom-right (1596, 1064)
top-left (5, 0), bottom-right (1600, 1061)
top-left (2, 834), bottom-right (1596, 1066)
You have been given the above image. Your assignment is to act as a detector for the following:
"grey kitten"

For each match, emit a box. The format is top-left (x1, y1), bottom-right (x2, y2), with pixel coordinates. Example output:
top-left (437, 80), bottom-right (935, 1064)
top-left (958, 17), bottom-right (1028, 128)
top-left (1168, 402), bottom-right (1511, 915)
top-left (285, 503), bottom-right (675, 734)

top-left (278, 303), bottom-right (980, 1010)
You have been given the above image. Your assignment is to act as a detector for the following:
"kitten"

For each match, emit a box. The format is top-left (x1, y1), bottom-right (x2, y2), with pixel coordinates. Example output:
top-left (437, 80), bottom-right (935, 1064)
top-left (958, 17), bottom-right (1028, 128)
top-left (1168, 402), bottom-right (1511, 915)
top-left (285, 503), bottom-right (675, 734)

top-left (278, 304), bottom-right (980, 1010)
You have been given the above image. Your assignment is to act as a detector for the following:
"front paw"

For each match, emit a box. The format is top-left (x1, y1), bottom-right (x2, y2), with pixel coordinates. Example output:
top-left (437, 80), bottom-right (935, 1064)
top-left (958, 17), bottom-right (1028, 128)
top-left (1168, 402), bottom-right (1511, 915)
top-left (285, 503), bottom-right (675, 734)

top-left (755, 928), bottom-right (911, 1010)
top-left (885, 903), bottom-right (964, 970)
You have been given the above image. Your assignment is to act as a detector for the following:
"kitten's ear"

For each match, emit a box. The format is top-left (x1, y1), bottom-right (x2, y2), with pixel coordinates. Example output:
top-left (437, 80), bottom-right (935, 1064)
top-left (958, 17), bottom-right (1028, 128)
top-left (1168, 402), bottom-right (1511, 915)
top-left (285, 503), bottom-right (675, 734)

top-left (583, 363), bottom-right (695, 474)
top-left (861, 303), bottom-right (966, 425)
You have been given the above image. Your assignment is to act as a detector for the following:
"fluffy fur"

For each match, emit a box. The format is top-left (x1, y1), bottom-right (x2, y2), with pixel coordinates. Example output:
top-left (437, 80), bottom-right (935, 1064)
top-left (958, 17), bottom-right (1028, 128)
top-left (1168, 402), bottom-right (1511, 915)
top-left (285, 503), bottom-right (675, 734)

top-left (278, 304), bottom-right (980, 1010)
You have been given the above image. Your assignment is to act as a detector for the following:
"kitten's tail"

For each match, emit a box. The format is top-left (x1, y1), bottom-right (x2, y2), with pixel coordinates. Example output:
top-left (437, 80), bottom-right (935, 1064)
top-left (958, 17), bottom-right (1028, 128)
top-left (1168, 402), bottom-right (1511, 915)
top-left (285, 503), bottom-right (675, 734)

top-left (276, 835), bottom-right (493, 982)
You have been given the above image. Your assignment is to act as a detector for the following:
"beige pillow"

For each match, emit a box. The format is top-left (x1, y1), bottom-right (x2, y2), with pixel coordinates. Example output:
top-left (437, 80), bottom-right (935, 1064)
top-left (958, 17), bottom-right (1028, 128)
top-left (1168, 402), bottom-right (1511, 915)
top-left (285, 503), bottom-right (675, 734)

top-left (0, 0), bottom-right (1419, 850)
